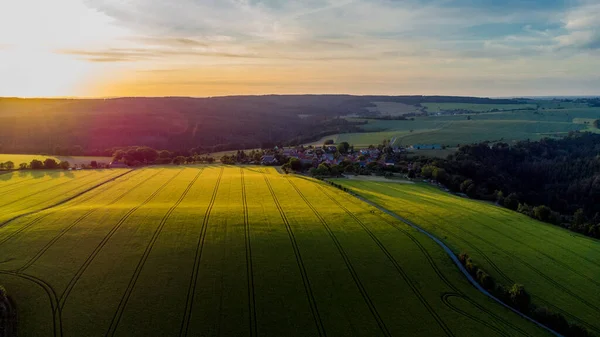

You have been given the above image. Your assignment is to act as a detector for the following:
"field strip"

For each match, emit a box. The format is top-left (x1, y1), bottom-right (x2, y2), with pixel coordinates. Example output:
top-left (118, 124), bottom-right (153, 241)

top-left (262, 174), bottom-right (326, 337)
top-left (58, 169), bottom-right (180, 310)
top-left (241, 168), bottom-right (258, 337)
top-left (0, 170), bottom-right (132, 229)
top-left (107, 168), bottom-right (203, 337)
top-left (287, 178), bottom-right (394, 337)
top-left (0, 270), bottom-right (63, 337)
top-left (13, 169), bottom-right (153, 273)
top-left (335, 183), bottom-right (563, 337)
top-left (0, 170), bottom-right (143, 248)
top-left (311, 182), bottom-right (535, 337)
top-left (0, 176), bottom-right (41, 191)
top-left (180, 167), bottom-right (224, 337)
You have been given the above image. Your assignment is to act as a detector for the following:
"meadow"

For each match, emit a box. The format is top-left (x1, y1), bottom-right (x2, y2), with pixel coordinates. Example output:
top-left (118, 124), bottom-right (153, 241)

top-left (0, 167), bottom-right (550, 337)
top-left (332, 180), bottom-right (600, 335)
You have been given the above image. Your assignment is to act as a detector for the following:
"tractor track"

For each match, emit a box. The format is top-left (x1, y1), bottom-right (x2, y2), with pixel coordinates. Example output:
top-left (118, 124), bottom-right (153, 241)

top-left (262, 174), bottom-right (326, 337)
top-left (241, 168), bottom-right (258, 337)
top-left (312, 182), bottom-right (456, 337)
top-left (287, 178), bottom-right (391, 337)
top-left (107, 168), bottom-right (201, 337)
top-left (179, 167), bottom-right (224, 337)
top-left (14, 169), bottom-right (150, 273)
top-left (58, 169), bottom-right (177, 310)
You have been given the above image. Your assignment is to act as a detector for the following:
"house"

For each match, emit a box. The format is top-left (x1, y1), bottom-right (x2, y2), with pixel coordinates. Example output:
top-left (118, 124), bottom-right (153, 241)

top-left (384, 159), bottom-right (395, 167)
top-left (325, 146), bottom-right (338, 153)
top-left (261, 155), bottom-right (278, 165)
top-left (109, 160), bottom-right (128, 168)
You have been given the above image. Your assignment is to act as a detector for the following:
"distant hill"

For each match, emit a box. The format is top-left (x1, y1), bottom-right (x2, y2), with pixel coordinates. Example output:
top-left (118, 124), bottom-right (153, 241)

top-left (0, 95), bottom-right (529, 155)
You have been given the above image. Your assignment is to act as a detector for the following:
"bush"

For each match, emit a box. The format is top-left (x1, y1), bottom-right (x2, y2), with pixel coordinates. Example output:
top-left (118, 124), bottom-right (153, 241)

top-left (0, 285), bottom-right (6, 300)
top-left (509, 284), bottom-right (531, 313)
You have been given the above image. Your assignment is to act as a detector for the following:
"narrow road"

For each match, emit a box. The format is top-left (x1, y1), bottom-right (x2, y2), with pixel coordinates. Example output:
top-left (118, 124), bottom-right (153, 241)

top-left (336, 186), bottom-right (562, 337)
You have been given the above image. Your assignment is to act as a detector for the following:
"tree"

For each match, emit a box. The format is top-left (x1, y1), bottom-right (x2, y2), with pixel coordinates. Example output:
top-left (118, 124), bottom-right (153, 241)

top-left (3, 161), bottom-right (14, 170)
top-left (573, 208), bottom-right (586, 226)
top-left (503, 193), bottom-right (519, 210)
top-left (533, 205), bottom-right (551, 222)
top-left (337, 142), bottom-right (350, 154)
top-left (288, 158), bottom-right (302, 171)
top-left (324, 139), bottom-right (334, 145)
top-left (30, 159), bottom-right (44, 169)
top-left (60, 161), bottom-right (70, 170)
top-left (43, 158), bottom-right (59, 169)
top-left (421, 165), bottom-right (434, 179)
top-left (509, 284), bottom-right (531, 313)
top-left (19, 163), bottom-right (27, 170)
top-left (593, 119), bottom-right (600, 129)
top-left (173, 156), bottom-right (187, 165)
top-left (90, 161), bottom-right (98, 168)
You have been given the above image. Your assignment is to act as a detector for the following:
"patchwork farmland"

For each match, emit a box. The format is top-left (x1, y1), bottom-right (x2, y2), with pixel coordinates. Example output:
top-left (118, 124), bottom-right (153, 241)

top-left (0, 167), bottom-right (550, 337)
top-left (333, 180), bottom-right (600, 335)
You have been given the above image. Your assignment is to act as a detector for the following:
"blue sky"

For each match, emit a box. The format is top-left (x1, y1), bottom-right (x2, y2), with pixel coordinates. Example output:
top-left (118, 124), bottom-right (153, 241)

top-left (0, 0), bottom-right (599, 97)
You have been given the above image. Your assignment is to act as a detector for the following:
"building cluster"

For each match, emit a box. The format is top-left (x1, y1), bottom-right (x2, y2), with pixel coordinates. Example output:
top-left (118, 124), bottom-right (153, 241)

top-left (262, 145), bottom-right (407, 167)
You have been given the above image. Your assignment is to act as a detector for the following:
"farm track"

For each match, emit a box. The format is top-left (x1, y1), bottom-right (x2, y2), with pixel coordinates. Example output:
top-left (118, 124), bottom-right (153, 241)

top-left (372, 185), bottom-right (600, 316)
top-left (0, 170), bottom-right (143, 249)
top-left (314, 182), bottom-right (528, 337)
top-left (180, 167), bottom-right (224, 337)
top-left (0, 270), bottom-right (63, 337)
top-left (334, 181), bottom-right (563, 337)
top-left (317, 183), bottom-right (453, 336)
top-left (262, 174), bottom-right (326, 337)
top-left (107, 169), bottom-right (203, 337)
top-left (0, 170), bottom-right (133, 230)
top-left (13, 169), bottom-right (151, 273)
top-left (286, 179), bottom-right (392, 337)
top-left (58, 169), bottom-right (178, 310)
top-left (240, 168), bottom-right (258, 337)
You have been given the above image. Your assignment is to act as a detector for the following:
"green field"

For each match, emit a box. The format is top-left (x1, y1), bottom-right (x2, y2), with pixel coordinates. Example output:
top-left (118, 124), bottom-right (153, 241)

top-left (309, 107), bottom-right (600, 148)
top-left (0, 154), bottom-right (111, 166)
top-left (422, 103), bottom-right (537, 113)
top-left (332, 180), bottom-right (600, 335)
top-left (0, 167), bottom-right (550, 336)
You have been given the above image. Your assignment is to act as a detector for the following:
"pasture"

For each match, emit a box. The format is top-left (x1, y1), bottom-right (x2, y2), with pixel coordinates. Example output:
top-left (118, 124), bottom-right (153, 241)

top-left (332, 180), bottom-right (600, 335)
top-left (0, 167), bottom-right (549, 336)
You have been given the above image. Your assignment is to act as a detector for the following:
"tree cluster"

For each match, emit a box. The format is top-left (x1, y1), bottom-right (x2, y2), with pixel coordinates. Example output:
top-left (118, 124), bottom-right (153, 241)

top-left (458, 253), bottom-right (591, 337)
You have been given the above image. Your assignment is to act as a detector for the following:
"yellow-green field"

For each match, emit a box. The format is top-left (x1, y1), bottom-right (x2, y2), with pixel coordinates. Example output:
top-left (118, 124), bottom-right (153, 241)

top-left (0, 167), bottom-right (550, 336)
top-left (332, 180), bottom-right (600, 335)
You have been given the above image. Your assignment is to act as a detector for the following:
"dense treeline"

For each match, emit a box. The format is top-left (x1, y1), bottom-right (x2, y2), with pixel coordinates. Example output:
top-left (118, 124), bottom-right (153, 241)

top-left (458, 254), bottom-right (592, 337)
top-left (416, 132), bottom-right (600, 238)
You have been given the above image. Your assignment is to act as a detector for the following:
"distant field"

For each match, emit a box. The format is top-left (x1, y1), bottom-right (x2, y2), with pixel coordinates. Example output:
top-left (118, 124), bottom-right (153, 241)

top-left (0, 154), bottom-right (111, 166)
top-left (367, 102), bottom-right (422, 116)
top-left (333, 180), bottom-right (600, 335)
top-left (307, 108), bottom-right (600, 150)
top-left (423, 103), bottom-right (537, 113)
top-left (0, 167), bottom-right (550, 336)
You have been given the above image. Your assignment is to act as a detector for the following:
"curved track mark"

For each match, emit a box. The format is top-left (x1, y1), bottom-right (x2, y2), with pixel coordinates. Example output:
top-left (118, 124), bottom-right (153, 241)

top-left (241, 168), bottom-right (258, 337)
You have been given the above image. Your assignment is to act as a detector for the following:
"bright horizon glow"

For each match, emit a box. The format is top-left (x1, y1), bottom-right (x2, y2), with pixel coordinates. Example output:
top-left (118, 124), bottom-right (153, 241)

top-left (1, 0), bottom-right (600, 98)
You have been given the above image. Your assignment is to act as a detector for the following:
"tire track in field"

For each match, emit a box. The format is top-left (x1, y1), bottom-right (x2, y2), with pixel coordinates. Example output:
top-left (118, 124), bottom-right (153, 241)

top-left (286, 178), bottom-right (391, 337)
top-left (440, 293), bottom-right (511, 337)
top-left (107, 168), bottom-right (202, 337)
top-left (0, 270), bottom-right (63, 337)
top-left (58, 169), bottom-right (179, 310)
top-left (0, 176), bottom-right (39, 191)
top-left (261, 174), bottom-right (326, 337)
top-left (338, 184), bottom-right (567, 337)
top-left (0, 170), bottom-right (142, 249)
top-left (179, 167), bottom-right (224, 337)
top-left (0, 175), bottom-right (65, 196)
top-left (314, 184), bottom-right (461, 337)
top-left (532, 296), bottom-right (600, 335)
top-left (14, 169), bottom-right (151, 273)
top-left (0, 171), bottom-right (96, 208)
top-left (0, 169), bottom-right (132, 230)
top-left (240, 168), bottom-right (258, 337)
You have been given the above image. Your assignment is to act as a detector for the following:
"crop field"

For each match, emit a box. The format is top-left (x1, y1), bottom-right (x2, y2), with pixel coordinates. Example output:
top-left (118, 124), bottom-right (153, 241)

top-left (0, 154), bottom-right (111, 166)
top-left (332, 180), bottom-right (600, 335)
top-left (0, 167), bottom-right (550, 337)
top-left (308, 108), bottom-right (600, 149)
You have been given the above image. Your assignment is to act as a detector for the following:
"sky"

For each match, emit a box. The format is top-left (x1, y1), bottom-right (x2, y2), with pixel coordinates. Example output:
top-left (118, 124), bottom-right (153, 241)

top-left (0, 0), bottom-right (599, 97)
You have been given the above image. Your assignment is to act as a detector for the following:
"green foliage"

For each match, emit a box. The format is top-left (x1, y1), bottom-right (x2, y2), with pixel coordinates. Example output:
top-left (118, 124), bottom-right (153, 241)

top-left (59, 161), bottom-right (70, 170)
top-left (509, 284), bottom-right (531, 313)
top-left (30, 159), bottom-right (44, 169)
top-left (43, 158), bottom-right (59, 169)
top-left (173, 156), bottom-right (187, 165)
top-left (593, 119), bottom-right (599, 129)
top-left (337, 141), bottom-right (350, 154)
top-left (0, 285), bottom-right (6, 300)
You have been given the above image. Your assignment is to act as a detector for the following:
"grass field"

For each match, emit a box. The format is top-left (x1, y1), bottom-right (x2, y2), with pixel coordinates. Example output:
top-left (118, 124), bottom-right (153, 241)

top-left (308, 108), bottom-right (600, 149)
top-left (422, 103), bottom-right (537, 113)
top-left (0, 167), bottom-right (551, 337)
top-left (0, 154), bottom-right (111, 166)
top-left (332, 180), bottom-right (600, 335)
